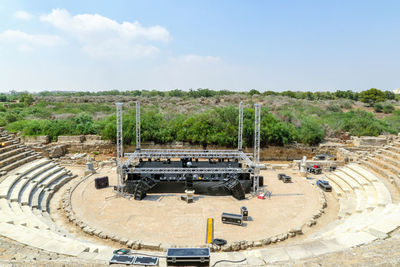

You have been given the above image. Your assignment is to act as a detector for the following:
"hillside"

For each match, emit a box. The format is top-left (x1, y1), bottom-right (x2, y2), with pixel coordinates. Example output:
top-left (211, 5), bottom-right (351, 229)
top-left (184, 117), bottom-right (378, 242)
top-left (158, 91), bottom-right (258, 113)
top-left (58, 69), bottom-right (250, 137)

top-left (1, 89), bottom-right (400, 147)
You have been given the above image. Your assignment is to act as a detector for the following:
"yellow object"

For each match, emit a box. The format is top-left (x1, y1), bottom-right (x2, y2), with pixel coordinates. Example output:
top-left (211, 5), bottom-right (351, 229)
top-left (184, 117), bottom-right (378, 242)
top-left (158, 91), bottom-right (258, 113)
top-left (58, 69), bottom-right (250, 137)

top-left (1, 142), bottom-right (5, 147)
top-left (206, 218), bottom-right (214, 244)
top-left (198, 176), bottom-right (202, 180)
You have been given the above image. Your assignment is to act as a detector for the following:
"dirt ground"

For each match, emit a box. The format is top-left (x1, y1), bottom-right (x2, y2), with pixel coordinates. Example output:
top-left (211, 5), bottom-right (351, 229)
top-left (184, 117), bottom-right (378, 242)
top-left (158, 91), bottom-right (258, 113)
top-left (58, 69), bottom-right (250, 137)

top-left (67, 164), bottom-right (332, 247)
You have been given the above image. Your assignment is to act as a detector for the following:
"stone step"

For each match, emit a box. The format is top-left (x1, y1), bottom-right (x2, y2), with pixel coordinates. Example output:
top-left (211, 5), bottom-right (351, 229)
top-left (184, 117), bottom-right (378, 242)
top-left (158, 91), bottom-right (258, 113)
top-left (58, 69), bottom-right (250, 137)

top-left (41, 175), bottom-right (73, 213)
top-left (9, 202), bottom-right (49, 230)
top-left (373, 182), bottom-right (393, 206)
top-left (0, 222), bottom-right (92, 257)
top-left (363, 185), bottom-right (379, 208)
top-left (392, 141), bottom-right (400, 148)
top-left (360, 160), bottom-right (392, 180)
top-left (339, 166), bottom-right (371, 185)
top-left (21, 166), bottom-right (60, 205)
top-left (9, 176), bottom-right (31, 202)
top-left (9, 163), bottom-right (56, 202)
top-left (380, 149), bottom-right (400, 161)
top-left (0, 174), bottom-right (20, 199)
top-left (47, 174), bottom-right (73, 192)
top-left (324, 176), bottom-right (345, 198)
top-left (40, 169), bottom-right (68, 188)
top-left (39, 190), bottom-right (52, 212)
top-left (0, 199), bottom-right (18, 223)
top-left (0, 147), bottom-right (28, 162)
top-left (326, 173), bottom-right (354, 192)
top-left (338, 196), bottom-right (356, 219)
top-left (0, 144), bottom-right (23, 155)
top-left (0, 158), bottom-right (50, 198)
top-left (328, 204), bottom-right (399, 235)
top-left (388, 145), bottom-right (400, 154)
top-left (361, 160), bottom-right (400, 188)
top-left (334, 170), bottom-right (362, 189)
top-left (0, 140), bottom-right (19, 148)
top-left (33, 209), bottom-right (68, 234)
top-left (2, 154), bottom-right (38, 172)
top-left (367, 156), bottom-right (400, 176)
top-left (347, 164), bottom-right (379, 182)
top-left (30, 187), bottom-right (44, 209)
top-left (375, 153), bottom-right (400, 170)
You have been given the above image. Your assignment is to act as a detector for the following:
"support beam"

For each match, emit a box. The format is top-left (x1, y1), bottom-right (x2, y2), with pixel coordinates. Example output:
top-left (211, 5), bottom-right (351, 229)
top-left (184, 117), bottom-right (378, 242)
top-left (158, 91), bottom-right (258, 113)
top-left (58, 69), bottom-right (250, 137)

top-left (238, 101), bottom-right (243, 151)
top-left (253, 103), bottom-right (261, 193)
top-left (115, 103), bottom-right (124, 191)
top-left (136, 101), bottom-right (141, 151)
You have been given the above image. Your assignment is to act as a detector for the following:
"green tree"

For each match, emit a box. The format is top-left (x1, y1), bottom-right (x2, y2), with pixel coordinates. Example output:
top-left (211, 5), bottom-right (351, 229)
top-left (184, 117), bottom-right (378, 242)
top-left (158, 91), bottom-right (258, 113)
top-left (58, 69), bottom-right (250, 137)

top-left (248, 89), bottom-right (260, 96)
top-left (360, 88), bottom-right (386, 107)
top-left (295, 117), bottom-right (324, 145)
top-left (19, 93), bottom-right (34, 106)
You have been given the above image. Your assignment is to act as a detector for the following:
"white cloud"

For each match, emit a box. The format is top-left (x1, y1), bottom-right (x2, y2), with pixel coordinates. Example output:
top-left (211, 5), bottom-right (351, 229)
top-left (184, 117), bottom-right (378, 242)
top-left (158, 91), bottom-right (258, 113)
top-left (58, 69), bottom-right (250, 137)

top-left (40, 8), bottom-right (170, 59)
top-left (14, 10), bottom-right (33, 20)
top-left (0, 30), bottom-right (64, 47)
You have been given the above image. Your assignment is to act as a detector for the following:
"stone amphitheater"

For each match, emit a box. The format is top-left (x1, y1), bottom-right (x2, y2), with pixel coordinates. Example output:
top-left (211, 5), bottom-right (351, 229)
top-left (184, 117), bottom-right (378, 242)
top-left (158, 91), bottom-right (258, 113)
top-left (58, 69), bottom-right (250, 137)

top-left (1, 128), bottom-right (400, 266)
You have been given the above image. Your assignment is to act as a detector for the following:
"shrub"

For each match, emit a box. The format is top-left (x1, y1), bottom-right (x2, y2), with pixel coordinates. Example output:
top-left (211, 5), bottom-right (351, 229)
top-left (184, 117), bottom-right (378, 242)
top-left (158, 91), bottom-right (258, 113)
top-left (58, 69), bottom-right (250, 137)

top-left (339, 100), bottom-right (353, 109)
top-left (383, 103), bottom-right (395, 114)
top-left (327, 104), bottom-right (342, 113)
top-left (374, 102), bottom-right (384, 113)
top-left (295, 117), bottom-right (324, 146)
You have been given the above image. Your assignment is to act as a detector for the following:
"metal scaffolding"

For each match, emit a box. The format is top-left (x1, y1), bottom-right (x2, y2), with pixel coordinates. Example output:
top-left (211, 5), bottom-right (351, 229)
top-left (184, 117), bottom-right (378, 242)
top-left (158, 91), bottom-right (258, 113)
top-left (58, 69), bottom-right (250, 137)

top-left (136, 101), bottom-right (141, 150)
top-left (115, 103), bottom-right (123, 191)
top-left (126, 167), bottom-right (245, 174)
top-left (238, 101), bottom-right (243, 151)
top-left (115, 101), bottom-right (264, 196)
top-left (124, 149), bottom-right (254, 167)
top-left (253, 103), bottom-right (261, 193)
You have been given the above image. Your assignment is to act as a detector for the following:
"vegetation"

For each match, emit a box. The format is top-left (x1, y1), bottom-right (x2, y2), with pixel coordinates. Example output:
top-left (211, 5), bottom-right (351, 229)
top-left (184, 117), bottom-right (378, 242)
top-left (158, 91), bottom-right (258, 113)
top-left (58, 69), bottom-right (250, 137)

top-left (360, 88), bottom-right (387, 107)
top-left (0, 88), bottom-right (399, 147)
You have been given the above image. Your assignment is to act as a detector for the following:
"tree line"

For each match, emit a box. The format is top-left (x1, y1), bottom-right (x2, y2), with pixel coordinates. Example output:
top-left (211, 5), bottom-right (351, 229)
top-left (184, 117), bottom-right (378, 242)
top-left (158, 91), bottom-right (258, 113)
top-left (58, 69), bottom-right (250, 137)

top-left (0, 88), bottom-right (397, 103)
top-left (5, 105), bottom-right (399, 147)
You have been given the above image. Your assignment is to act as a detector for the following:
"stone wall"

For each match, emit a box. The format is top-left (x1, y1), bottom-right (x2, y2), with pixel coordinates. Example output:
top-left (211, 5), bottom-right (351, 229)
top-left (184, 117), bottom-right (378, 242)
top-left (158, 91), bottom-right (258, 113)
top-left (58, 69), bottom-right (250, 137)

top-left (21, 135), bottom-right (50, 145)
top-left (351, 136), bottom-right (389, 147)
top-left (57, 135), bottom-right (85, 144)
top-left (23, 134), bottom-right (398, 161)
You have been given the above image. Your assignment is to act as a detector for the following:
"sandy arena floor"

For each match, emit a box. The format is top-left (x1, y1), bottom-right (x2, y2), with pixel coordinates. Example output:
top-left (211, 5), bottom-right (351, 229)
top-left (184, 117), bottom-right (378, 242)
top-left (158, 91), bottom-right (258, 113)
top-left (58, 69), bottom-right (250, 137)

top-left (70, 165), bottom-right (325, 246)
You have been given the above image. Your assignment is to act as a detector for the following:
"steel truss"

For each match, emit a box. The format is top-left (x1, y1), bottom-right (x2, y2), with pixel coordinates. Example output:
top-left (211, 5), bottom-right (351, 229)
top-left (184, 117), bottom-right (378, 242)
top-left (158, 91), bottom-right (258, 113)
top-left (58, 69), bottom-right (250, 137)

top-left (124, 149), bottom-right (254, 167)
top-left (124, 167), bottom-right (246, 174)
top-left (136, 101), bottom-right (141, 150)
top-left (115, 101), bottom-right (265, 196)
top-left (238, 101), bottom-right (243, 151)
top-left (253, 103), bottom-right (261, 193)
top-left (115, 103), bottom-right (123, 191)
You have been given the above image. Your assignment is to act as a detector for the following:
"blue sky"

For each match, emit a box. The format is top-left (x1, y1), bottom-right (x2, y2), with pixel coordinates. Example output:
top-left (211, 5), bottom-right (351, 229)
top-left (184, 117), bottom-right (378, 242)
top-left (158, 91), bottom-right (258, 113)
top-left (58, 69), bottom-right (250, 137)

top-left (0, 0), bottom-right (399, 92)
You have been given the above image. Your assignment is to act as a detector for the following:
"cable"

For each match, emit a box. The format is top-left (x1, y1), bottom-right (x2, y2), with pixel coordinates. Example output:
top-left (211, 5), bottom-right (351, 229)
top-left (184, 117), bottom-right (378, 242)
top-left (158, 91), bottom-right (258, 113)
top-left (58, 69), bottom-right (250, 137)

top-left (113, 248), bottom-right (167, 258)
top-left (212, 258), bottom-right (247, 267)
top-left (128, 252), bottom-right (167, 259)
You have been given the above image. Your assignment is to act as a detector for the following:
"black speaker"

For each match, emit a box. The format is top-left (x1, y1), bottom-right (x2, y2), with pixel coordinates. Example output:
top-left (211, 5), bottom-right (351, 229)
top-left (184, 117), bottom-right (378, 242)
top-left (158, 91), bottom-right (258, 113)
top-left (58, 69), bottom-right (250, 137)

top-left (259, 176), bottom-right (264, 186)
top-left (95, 176), bottom-right (109, 189)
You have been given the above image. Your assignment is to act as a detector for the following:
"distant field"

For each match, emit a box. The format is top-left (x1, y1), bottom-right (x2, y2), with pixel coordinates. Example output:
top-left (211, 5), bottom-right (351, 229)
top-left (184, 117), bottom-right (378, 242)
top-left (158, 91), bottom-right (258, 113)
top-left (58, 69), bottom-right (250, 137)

top-left (1, 88), bottom-right (399, 147)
